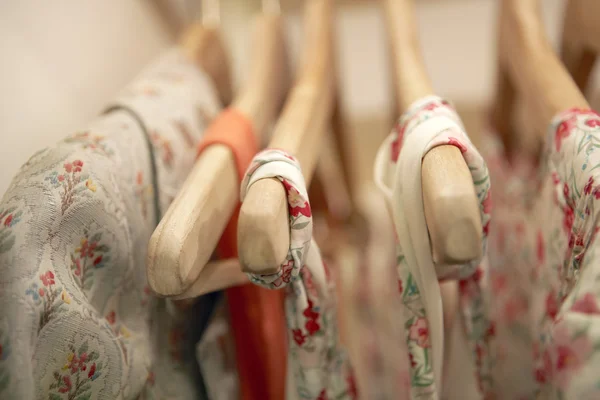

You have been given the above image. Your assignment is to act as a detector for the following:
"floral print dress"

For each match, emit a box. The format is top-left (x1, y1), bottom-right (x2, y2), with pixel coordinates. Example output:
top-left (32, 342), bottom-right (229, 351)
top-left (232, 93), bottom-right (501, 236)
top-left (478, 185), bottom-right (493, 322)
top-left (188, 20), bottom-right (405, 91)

top-left (0, 49), bottom-right (231, 400)
top-left (241, 149), bottom-right (357, 400)
top-left (373, 96), bottom-right (493, 399)
top-left (481, 108), bottom-right (600, 399)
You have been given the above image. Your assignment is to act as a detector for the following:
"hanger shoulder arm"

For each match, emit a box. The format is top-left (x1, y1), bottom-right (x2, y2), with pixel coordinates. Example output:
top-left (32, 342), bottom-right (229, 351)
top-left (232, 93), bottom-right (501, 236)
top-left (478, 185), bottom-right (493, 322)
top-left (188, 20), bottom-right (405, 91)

top-left (232, 14), bottom-right (290, 140)
top-left (147, 145), bottom-right (238, 296)
top-left (500, 0), bottom-right (588, 131)
top-left (422, 145), bottom-right (483, 265)
top-left (181, 24), bottom-right (233, 106)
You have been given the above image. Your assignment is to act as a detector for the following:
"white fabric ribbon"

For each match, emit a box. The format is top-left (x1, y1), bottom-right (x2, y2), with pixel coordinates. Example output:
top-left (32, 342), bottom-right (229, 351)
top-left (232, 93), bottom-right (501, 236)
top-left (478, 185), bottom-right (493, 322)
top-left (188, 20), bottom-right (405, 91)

top-left (374, 95), bottom-right (492, 399)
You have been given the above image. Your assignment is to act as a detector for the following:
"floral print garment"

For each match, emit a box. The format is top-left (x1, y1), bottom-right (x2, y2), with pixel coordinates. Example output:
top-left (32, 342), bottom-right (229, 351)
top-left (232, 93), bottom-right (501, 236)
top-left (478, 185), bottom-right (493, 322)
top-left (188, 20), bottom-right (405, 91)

top-left (481, 108), bottom-right (600, 399)
top-left (240, 149), bottom-right (356, 400)
top-left (0, 49), bottom-right (229, 399)
top-left (334, 187), bottom-right (411, 399)
top-left (373, 96), bottom-right (493, 399)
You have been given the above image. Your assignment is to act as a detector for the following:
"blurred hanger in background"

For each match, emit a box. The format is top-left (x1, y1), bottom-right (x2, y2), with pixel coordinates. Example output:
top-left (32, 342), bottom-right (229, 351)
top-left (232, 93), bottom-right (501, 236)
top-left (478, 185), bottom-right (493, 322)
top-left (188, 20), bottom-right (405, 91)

top-left (147, 0), bottom-right (289, 297)
top-left (180, 0), bottom-right (233, 106)
top-left (561, 0), bottom-right (600, 97)
top-left (491, 0), bottom-right (589, 158)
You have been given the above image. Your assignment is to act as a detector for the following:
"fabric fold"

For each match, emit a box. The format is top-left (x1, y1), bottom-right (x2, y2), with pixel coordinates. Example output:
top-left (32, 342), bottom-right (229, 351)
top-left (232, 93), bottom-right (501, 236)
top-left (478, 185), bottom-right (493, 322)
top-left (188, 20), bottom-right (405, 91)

top-left (242, 149), bottom-right (356, 400)
top-left (374, 95), bottom-right (493, 399)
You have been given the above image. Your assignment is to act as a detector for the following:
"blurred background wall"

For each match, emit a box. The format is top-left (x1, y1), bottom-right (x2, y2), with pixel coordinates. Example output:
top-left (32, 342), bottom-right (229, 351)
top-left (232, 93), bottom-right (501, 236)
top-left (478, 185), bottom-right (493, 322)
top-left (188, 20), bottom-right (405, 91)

top-left (0, 0), bottom-right (582, 195)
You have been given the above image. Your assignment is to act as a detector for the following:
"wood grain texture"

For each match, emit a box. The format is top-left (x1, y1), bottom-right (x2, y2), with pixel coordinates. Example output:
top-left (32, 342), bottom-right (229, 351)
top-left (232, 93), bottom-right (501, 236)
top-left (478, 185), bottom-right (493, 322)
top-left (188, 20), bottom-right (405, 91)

top-left (147, 13), bottom-right (289, 296)
top-left (237, 0), bottom-right (336, 274)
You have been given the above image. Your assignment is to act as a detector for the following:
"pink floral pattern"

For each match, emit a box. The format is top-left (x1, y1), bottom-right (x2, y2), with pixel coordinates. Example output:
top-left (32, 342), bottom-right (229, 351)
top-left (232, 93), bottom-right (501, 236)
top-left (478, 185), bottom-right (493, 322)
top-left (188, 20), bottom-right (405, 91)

top-left (375, 96), bottom-right (493, 399)
top-left (481, 108), bottom-right (600, 398)
top-left (0, 49), bottom-right (225, 399)
top-left (241, 149), bottom-right (355, 400)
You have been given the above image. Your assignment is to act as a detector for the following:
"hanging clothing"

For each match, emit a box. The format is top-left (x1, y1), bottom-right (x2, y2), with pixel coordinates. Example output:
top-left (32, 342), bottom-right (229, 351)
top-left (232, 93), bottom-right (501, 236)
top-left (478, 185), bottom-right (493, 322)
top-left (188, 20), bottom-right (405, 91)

top-left (0, 49), bottom-right (229, 399)
top-left (241, 149), bottom-right (356, 400)
top-left (196, 108), bottom-right (288, 400)
top-left (373, 96), bottom-right (493, 399)
top-left (481, 108), bottom-right (600, 399)
top-left (334, 187), bottom-right (410, 399)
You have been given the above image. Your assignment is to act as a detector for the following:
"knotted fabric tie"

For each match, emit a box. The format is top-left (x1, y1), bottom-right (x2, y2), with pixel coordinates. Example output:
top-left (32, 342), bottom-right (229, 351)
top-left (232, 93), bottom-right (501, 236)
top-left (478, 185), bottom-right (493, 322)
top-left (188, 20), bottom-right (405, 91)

top-left (374, 96), bottom-right (493, 399)
top-left (241, 148), bottom-right (356, 400)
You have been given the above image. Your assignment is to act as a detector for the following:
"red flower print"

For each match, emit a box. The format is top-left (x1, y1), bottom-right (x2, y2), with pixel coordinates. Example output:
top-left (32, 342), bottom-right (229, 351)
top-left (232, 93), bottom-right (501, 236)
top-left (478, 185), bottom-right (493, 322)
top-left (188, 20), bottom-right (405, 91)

top-left (40, 271), bottom-right (55, 286)
top-left (585, 118), bottom-right (600, 128)
top-left (64, 162), bottom-right (73, 173)
top-left (88, 362), bottom-right (96, 379)
top-left (281, 263), bottom-right (293, 284)
top-left (106, 311), bottom-right (116, 325)
top-left (584, 177), bottom-right (594, 195)
top-left (398, 279), bottom-right (403, 294)
top-left (563, 205), bottom-right (574, 233)
top-left (292, 328), bottom-right (306, 346)
top-left (594, 187), bottom-right (600, 200)
top-left (545, 291), bottom-right (559, 320)
top-left (73, 160), bottom-right (83, 173)
top-left (556, 345), bottom-right (578, 371)
top-left (482, 190), bottom-right (492, 214)
top-left (408, 317), bottom-right (430, 348)
top-left (347, 373), bottom-right (358, 399)
top-left (317, 389), bottom-right (328, 400)
top-left (563, 183), bottom-right (570, 201)
top-left (571, 293), bottom-right (600, 315)
top-left (391, 136), bottom-right (401, 162)
top-left (535, 349), bottom-right (553, 384)
top-left (424, 102), bottom-right (440, 111)
top-left (552, 172), bottom-right (560, 185)
top-left (58, 175), bottom-right (65, 182)
top-left (39, 288), bottom-right (45, 297)
top-left (4, 214), bottom-right (12, 227)
top-left (58, 376), bottom-right (72, 393)
top-left (485, 321), bottom-right (496, 338)
top-left (282, 179), bottom-right (312, 217)
top-left (555, 116), bottom-right (576, 152)
top-left (391, 122), bottom-right (407, 162)
top-left (137, 171), bottom-right (143, 185)
top-left (409, 352), bottom-right (417, 368)
top-left (305, 319), bottom-right (320, 336)
top-left (447, 137), bottom-right (468, 154)
top-left (93, 255), bottom-right (103, 266)
top-left (302, 299), bottom-right (319, 320)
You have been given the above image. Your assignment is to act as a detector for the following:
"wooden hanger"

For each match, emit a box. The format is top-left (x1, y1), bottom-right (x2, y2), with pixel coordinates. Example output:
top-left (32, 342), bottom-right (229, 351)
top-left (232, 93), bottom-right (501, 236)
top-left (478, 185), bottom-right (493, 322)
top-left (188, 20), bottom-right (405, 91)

top-left (491, 0), bottom-right (588, 158)
top-left (181, 0), bottom-right (232, 106)
top-left (383, 0), bottom-right (483, 266)
top-left (237, 0), bottom-right (335, 274)
top-left (147, 1), bottom-right (289, 296)
top-left (561, 0), bottom-right (600, 94)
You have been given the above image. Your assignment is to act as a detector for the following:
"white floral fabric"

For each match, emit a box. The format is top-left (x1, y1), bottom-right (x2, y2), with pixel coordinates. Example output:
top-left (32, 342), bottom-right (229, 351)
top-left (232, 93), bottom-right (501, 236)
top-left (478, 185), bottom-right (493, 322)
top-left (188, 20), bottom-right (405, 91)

top-left (241, 149), bottom-right (357, 400)
top-left (0, 49), bottom-right (231, 400)
top-left (374, 96), bottom-right (493, 399)
top-left (481, 108), bottom-right (600, 399)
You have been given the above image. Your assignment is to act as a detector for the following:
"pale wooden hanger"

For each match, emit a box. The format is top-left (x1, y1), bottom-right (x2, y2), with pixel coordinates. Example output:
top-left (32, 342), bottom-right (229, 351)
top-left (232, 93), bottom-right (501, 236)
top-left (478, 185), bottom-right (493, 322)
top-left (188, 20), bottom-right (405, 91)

top-left (383, 0), bottom-right (483, 266)
top-left (147, 0), bottom-right (289, 296)
top-left (237, 0), bottom-right (335, 274)
top-left (491, 0), bottom-right (589, 158)
top-left (180, 0), bottom-right (232, 106)
top-left (561, 0), bottom-right (600, 95)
